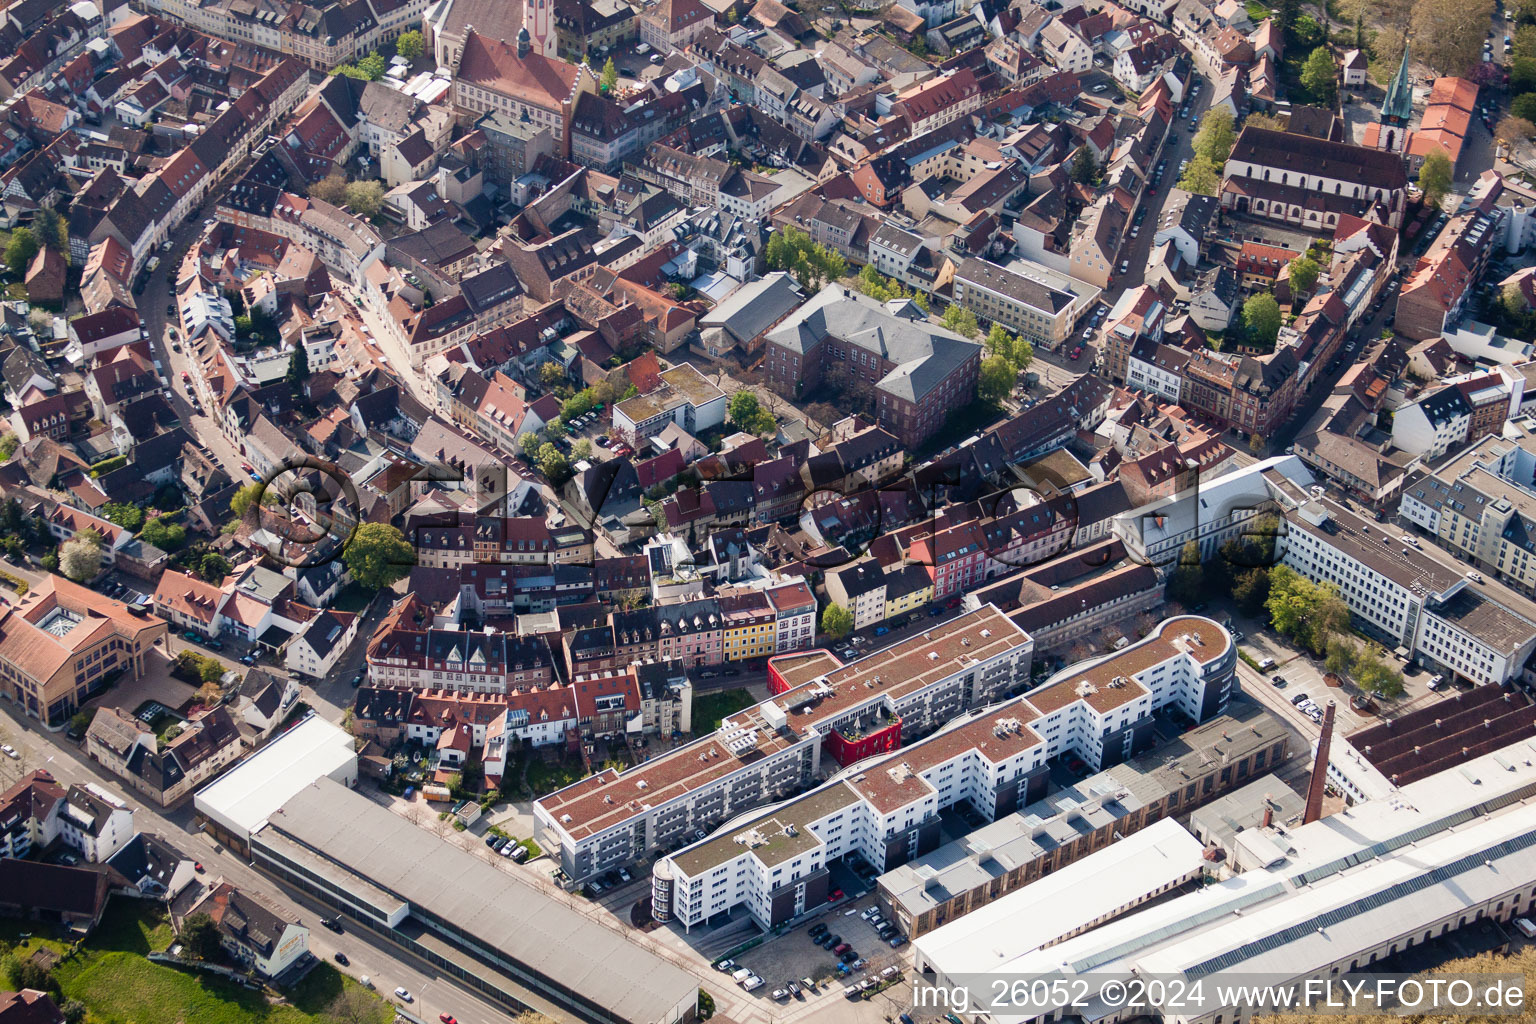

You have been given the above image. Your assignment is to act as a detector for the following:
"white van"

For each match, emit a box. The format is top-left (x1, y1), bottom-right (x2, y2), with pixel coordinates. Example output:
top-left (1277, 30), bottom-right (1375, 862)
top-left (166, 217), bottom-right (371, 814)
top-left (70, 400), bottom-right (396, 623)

top-left (1515, 917), bottom-right (1536, 939)
top-left (359, 976), bottom-right (374, 989)
top-left (1256, 656), bottom-right (1276, 671)
top-left (732, 967), bottom-right (752, 984)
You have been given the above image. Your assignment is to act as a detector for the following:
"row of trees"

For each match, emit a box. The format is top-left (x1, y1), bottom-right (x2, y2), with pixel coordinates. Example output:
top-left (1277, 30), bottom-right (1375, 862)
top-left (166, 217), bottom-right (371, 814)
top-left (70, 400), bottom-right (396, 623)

top-left (1170, 525), bottom-right (1405, 697)
top-left (331, 30), bottom-right (424, 80)
top-left (853, 264), bottom-right (930, 311)
top-left (764, 226), bottom-right (847, 292)
top-left (1178, 106), bottom-right (1237, 197)
top-left (310, 174), bottom-right (386, 218)
top-left (980, 323), bottom-right (1035, 402)
top-left (1336, 0), bottom-right (1494, 82)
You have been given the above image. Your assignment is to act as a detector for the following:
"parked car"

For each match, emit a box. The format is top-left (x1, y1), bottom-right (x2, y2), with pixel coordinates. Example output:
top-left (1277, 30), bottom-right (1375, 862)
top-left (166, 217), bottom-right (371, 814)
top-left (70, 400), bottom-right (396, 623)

top-left (394, 988), bottom-right (413, 1003)
top-left (334, 952), bottom-right (349, 965)
top-left (1291, 692), bottom-right (1309, 706)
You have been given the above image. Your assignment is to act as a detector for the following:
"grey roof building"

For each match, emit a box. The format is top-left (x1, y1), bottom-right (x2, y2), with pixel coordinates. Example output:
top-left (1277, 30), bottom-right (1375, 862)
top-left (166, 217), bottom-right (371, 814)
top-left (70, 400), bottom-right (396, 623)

top-left (764, 284), bottom-right (981, 445)
top-left (253, 777), bottom-right (698, 1024)
top-left (699, 271), bottom-right (804, 348)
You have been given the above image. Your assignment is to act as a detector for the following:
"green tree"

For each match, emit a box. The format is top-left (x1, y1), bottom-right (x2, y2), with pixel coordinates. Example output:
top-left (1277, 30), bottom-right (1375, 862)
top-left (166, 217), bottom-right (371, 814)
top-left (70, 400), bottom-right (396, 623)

top-left (1288, 255), bottom-right (1321, 293)
top-left (538, 443), bottom-right (570, 483)
top-left (727, 391), bottom-right (775, 434)
top-left (395, 29), bottom-right (425, 60)
top-left (199, 552), bottom-right (231, 582)
top-left (1510, 57), bottom-right (1536, 94)
top-left (6, 959), bottom-right (56, 995)
top-left (519, 432), bottom-right (542, 459)
top-left (1248, 433), bottom-right (1266, 455)
top-left (1266, 565), bottom-right (1351, 654)
top-left (1243, 292), bottom-right (1283, 347)
top-left (1514, 94), bottom-right (1536, 125)
top-left (1070, 145), bottom-right (1098, 184)
top-left (1013, 337), bottom-right (1033, 370)
top-left (1243, 111), bottom-right (1288, 131)
top-left (181, 912), bottom-right (222, 960)
top-left (198, 657), bottom-right (224, 685)
top-left (140, 516), bottom-right (186, 550)
top-left (311, 172), bottom-right (350, 206)
top-left (979, 354), bottom-right (1015, 401)
top-left (1231, 567), bottom-right (1271, 616)
top-left (601, 57), bottom-right (619, 91)
top-left (1417, 148), bottom-right (1454, 211)
top-left (288, 340), bottom-right (310, 387)
top-left (344, 179), bottom-right (385, 217)
top-left (1300, 46), bottom-right (1337, 104)
top-left (5, 227), bottom-right (38, 275)
top-left (1353, 645), bottom-right (1405, 697)
top-left (763, 226), bottom-right (845, 291)
top-left (102, 502), bottom-right (146, 532)
top-left (1166, 540), bottom-right (1205, 606)
top-left (985, 323), bottom-right (1014, 364)
top-left (0, 433), bottom-right (17, 463)
top-left (228, 482), bottom-right (268, 520)
top-left (343, 522), bottom-right (416, 589)
top-left (940, 303), bottom-right (980, 339)
top-left (1192, 105), bottom-right (1236, 167)
top-left (356, 51), bottom-right (388, 80)
top-left (539, 361), bottom-right (567, 388)
top-left (1325, 635), bottom-right (1354, 676)
top-left (34, 207), bottom-right (68, 257)
top-left (1277, 0), bottom-right (1300, 34)
top-left (821, 602), bottom-right (854, 640)
top-left (1179, 153), bottom-right (1221, 196)
top-left (572, 439), bottom-right (594, 461)
top-left (59, 999), bottom-right (86, 1024)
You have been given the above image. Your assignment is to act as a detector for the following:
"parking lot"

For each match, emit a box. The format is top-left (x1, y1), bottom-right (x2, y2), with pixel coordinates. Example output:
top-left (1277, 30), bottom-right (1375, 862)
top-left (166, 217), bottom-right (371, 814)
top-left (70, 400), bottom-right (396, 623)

top-left (716, 889), bottom-right (914, 1019)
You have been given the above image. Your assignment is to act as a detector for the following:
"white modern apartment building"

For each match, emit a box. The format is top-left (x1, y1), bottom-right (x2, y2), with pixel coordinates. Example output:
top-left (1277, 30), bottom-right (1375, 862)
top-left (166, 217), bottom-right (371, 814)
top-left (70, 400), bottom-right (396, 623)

top-left (1113, 455), bottom-right (1313, 567)
top-left (1283, 493), bottom-right (1536, 687)
top-left (651, 616), bottom-right (1234, 930)
top-left (535, 606), bottom-right (1034, 882)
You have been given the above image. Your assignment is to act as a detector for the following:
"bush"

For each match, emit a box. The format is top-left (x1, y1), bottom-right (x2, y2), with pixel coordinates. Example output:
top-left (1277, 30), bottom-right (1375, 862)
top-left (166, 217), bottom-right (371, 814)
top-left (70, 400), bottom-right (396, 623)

top-left (89, 454), bottom-right (128, 478)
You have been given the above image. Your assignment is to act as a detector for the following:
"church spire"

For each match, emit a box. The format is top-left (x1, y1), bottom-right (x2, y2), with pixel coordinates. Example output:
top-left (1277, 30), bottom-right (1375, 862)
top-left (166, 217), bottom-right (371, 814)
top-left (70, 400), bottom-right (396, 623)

top-left (1383, 44), bottom-right (1413, 125)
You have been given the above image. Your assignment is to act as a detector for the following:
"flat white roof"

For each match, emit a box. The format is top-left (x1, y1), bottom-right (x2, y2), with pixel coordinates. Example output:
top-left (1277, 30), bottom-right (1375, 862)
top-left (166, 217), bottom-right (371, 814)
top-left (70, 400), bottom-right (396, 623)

top-left (194, 714), bottom-right (357, 839)
top-left (916, 818), bottom-right (1205, 978)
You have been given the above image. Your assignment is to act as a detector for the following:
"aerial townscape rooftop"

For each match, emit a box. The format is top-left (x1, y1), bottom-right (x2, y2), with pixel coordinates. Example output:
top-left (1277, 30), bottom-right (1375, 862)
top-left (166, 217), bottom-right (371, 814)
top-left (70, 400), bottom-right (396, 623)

top-left (0, 0), bottom-right (1530, 1022)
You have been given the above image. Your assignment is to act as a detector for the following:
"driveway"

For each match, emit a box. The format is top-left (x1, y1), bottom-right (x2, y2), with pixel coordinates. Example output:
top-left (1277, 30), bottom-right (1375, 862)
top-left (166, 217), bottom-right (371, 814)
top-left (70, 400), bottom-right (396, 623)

top-left (84, 651), bottom-right (202, 718)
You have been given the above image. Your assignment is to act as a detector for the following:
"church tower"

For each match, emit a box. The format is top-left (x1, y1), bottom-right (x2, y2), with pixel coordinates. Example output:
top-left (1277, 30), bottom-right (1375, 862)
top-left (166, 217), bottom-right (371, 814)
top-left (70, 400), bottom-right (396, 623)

top-left (1376, 45), bottom-right (1413, 153)
top-left (525, 0), bottom-right (557, 59)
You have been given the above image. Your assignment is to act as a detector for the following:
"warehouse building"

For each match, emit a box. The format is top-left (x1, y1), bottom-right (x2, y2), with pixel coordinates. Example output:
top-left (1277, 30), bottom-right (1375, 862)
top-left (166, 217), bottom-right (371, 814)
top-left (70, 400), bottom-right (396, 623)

top-left (251, 777), bottom-right (698, 1024)
top-left (194, 713), bottom-right (358, 853)
top-left (913, 818), bottom-right (1207, 982)
top-left (923, 735), bottom-right (1536, 1024)
top-left (880, 699), bottom-right (1289, 936)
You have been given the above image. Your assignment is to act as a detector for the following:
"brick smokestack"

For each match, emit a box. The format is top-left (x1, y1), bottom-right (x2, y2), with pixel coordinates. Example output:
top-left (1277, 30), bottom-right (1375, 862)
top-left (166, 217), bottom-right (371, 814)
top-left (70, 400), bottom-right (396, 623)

top-left (1303, 701), bottom-right (1337, 825)
top-left (1261, 795), bottom-right (1273, 829)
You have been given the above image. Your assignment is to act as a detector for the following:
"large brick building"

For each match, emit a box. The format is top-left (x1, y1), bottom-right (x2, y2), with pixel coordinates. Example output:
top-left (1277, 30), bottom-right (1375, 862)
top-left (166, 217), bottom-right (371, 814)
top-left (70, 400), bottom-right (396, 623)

top-left (763, 284), bottom-right (981, 446)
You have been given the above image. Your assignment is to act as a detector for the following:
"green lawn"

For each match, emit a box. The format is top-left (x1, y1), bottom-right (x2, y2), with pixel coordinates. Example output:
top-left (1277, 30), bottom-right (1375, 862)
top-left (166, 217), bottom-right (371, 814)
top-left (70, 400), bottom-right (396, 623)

top-left (26, 902), bottom-right (393, 1024)
top-left (525, 754), bottom-right (588, 796)
top-left (693, 688), bottom-right (756, 732)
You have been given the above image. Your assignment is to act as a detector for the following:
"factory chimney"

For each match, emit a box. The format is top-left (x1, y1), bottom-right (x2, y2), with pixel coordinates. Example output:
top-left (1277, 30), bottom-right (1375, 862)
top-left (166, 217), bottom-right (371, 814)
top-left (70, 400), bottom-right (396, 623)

top-left (1303, 701), bottom-right (1337, 825)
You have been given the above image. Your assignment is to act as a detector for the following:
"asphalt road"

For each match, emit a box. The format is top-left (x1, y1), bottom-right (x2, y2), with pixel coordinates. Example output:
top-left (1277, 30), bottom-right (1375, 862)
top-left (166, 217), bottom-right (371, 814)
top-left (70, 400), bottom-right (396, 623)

top-left (0, 710), bottom-right (520, 1024)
